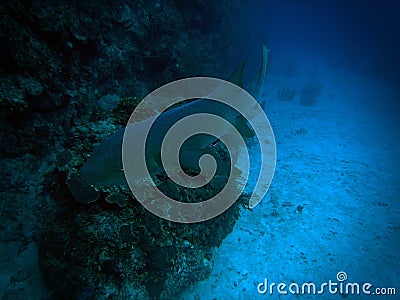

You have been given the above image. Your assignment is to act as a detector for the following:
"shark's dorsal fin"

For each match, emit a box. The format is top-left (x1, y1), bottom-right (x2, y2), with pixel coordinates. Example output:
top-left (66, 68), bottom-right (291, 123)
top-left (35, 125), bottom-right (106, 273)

top-left (247, 46), bottom-right (270, 100)
top-left (227, 59), bottom-right (246, 87)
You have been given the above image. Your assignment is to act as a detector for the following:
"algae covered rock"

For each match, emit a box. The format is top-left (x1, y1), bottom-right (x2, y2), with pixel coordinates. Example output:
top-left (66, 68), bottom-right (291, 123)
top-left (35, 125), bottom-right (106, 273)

top-left (0, 0), bottom-right (244, 298)
top-left (39, 177), bottom-right (247, 299)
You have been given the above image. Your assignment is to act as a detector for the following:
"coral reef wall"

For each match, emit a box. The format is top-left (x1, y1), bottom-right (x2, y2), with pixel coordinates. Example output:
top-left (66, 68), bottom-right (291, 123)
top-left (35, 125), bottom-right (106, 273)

top-left (0, 1), bottom-right (242, 299)
top-left (0, 0), bottom-right (238, 158)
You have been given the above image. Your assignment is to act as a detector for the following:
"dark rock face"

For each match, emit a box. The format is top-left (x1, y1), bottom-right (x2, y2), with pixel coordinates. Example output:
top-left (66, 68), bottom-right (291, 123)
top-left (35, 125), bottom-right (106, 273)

top-left (0, 0), bottom-right (238, 158)
top-left (39, 185), bottom-right (246, 299)
top-left (1, 0), bottom-right (243, 298)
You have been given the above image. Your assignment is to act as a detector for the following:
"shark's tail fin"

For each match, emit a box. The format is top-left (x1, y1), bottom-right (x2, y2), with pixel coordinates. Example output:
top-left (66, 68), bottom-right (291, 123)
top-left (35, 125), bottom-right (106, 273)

top-left (227, 46), bottom-right (270, 102)
top-left (247, 45), bottom-right (270, 101)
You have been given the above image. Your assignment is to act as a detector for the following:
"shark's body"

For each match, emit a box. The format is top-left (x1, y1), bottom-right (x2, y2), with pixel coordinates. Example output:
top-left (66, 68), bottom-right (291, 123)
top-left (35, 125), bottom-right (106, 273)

top-left (80, 46), bottom-right (270, 186)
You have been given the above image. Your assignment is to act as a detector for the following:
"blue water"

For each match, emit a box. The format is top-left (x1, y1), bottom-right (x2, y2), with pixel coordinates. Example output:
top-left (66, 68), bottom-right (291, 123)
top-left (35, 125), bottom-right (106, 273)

top-left (1, 1), bottom-right (399, 299)
top-left (183, 1), bottom-right (400, 299)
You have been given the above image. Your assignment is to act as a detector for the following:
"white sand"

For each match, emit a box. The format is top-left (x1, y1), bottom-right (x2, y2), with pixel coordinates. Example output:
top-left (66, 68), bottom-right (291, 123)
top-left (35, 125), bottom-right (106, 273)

top-left (181, 68), bottom-right (400, 299)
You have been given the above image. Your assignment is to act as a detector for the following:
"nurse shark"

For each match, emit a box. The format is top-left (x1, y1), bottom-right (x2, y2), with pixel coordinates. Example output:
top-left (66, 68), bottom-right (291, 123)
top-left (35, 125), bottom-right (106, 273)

top-left (80, 46), bottom-right (270, 191)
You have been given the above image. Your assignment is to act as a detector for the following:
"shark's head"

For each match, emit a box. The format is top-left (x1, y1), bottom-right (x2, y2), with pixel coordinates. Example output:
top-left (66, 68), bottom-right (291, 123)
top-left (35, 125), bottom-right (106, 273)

top-left (79, 128), bottom-right (126, 186)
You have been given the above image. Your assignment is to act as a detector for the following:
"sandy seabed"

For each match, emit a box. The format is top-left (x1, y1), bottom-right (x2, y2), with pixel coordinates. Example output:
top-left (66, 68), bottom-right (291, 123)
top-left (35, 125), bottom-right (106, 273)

top-left (182, 68), bottom-right (400, 300)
